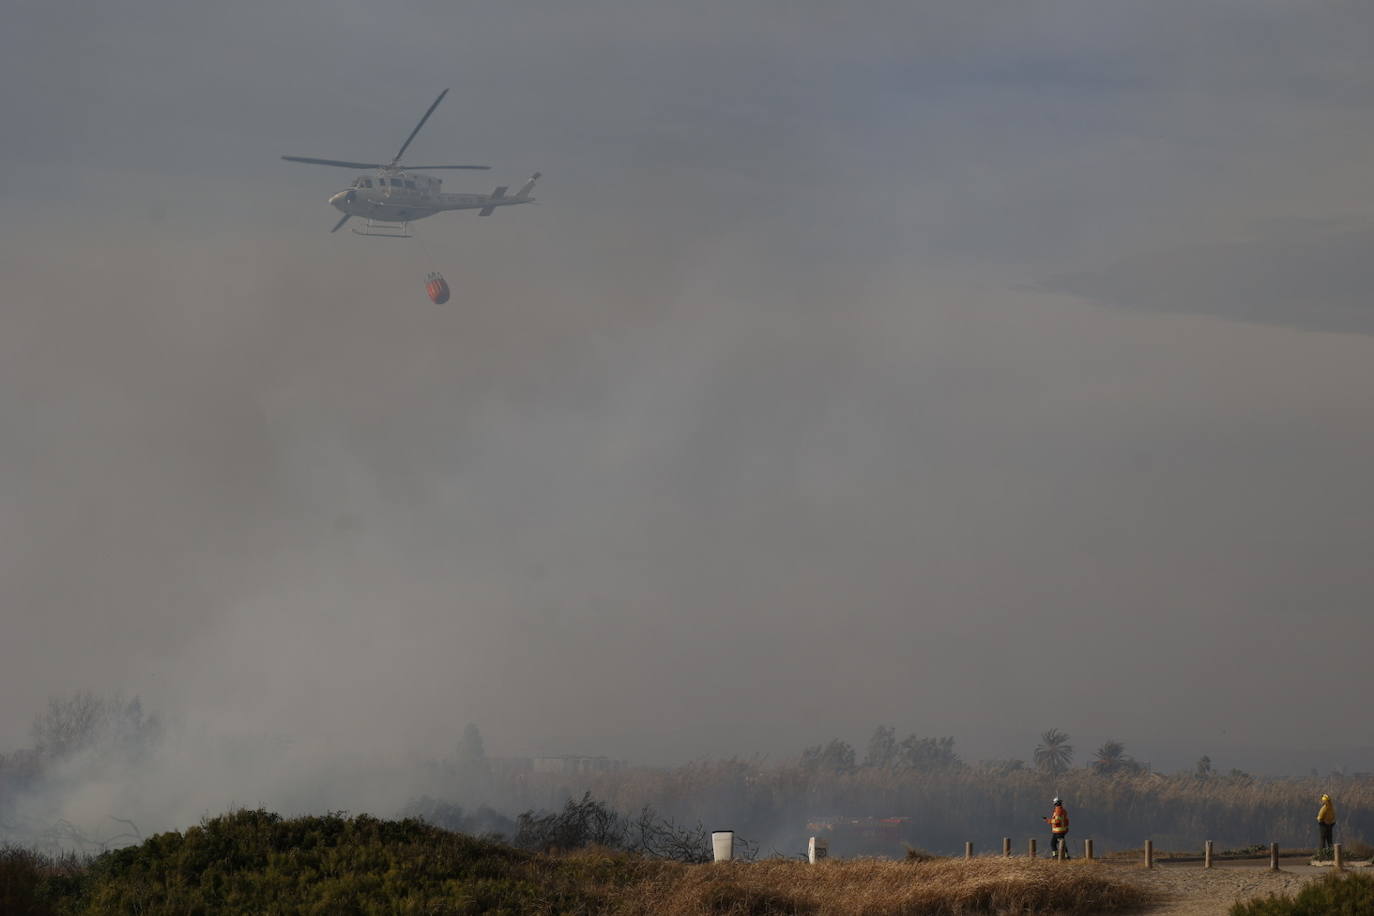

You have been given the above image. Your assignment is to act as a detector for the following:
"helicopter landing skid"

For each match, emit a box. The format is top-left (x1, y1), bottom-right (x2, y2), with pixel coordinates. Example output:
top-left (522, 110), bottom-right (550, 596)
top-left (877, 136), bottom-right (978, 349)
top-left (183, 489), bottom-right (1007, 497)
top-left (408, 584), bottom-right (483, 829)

top-left (351, 219), bottom-right (412, 238)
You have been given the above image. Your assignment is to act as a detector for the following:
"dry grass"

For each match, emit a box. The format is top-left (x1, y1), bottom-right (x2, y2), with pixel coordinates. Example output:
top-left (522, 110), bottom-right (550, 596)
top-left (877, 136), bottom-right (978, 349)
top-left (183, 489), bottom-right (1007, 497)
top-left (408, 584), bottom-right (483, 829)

top-left (588, 855), bottom-right (1154, 915)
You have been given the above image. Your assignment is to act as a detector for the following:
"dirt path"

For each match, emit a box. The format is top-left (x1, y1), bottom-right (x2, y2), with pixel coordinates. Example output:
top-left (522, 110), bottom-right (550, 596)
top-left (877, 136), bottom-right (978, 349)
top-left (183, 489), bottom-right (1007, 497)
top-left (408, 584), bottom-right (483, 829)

top-left (1106, 858), bottom-right (1368, 915)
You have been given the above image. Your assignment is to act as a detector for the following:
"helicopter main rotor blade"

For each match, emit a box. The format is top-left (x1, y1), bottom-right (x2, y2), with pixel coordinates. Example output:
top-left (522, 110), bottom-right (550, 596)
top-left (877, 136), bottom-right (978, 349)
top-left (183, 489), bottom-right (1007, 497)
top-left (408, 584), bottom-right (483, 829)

top-left (391, 88), bottom-right (449, 166)
top-left (283, 156), bottom-right (386, 169)
top-left (330, 213), bottom-right (352, 233)
top-left (399, 164), bottom-right (492, 170)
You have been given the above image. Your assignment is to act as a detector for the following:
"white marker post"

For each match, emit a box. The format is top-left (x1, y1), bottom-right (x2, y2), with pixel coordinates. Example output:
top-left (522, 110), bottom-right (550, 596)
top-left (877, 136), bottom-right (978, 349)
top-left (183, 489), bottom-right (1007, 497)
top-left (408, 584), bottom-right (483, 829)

top-left (712, 831), bottom-right (734, 863)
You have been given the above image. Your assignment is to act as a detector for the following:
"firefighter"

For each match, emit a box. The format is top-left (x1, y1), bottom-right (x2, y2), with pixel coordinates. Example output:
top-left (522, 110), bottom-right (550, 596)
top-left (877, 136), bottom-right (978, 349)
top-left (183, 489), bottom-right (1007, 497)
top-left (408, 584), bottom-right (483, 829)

top-left (1044, 797), bottom-right (1070, 858)
top-left (1317, 794), bottom-right (1336, 855)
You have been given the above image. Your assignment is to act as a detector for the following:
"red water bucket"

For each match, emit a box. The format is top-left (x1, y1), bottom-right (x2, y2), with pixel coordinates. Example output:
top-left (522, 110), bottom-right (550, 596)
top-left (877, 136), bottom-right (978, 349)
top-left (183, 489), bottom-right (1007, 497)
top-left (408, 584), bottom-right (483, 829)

top-left (425, 272), bottom-right (450, 304)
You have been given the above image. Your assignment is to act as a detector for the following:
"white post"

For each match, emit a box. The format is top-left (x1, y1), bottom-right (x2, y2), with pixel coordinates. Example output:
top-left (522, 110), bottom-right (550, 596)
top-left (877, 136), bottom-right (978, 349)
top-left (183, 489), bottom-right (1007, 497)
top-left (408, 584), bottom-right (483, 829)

top-left (712, 830), bottom-right (734, 862)
top-left (1334, 843), bottom-right (1343, 871)
top-left (1002, 837), bottom-right (1011, 857)
top-left (808, 836), bottom-right (828, 864)
top-left (1204, 840), bottom-right (1213, 869)
top-left (1084, 838), bottom-right (1094, 861)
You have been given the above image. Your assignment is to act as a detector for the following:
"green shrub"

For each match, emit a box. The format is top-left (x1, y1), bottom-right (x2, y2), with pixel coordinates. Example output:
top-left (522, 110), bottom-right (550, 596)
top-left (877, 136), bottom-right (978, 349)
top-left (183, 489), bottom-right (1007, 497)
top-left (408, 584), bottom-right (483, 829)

top-left (0, 846), bottom-right (50, 916)
top-left (0, 845), bottom-right (89, 916)
top-left (1231, 872), bottom-right (1374, 915)
top-left (41, 809), bottom-right (643, 914)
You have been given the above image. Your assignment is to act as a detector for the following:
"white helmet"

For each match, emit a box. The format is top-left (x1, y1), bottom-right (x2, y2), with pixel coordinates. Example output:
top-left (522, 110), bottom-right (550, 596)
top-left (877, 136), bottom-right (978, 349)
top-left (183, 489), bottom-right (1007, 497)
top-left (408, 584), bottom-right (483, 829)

top-left (1052, 797), bottom-right (1061, 805)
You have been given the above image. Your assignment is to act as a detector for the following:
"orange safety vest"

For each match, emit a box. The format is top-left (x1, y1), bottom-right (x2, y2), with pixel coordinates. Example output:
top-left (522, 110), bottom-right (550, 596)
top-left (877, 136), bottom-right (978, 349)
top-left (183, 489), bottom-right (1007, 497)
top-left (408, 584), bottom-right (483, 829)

top-left (1049, 806), bottom-right (1069, 834)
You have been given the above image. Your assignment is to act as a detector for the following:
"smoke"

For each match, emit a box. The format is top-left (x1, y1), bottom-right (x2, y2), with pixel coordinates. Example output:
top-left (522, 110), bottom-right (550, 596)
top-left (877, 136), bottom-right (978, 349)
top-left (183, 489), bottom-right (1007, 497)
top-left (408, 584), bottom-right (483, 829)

top-left (3, 0), bottom-right (1374, 845)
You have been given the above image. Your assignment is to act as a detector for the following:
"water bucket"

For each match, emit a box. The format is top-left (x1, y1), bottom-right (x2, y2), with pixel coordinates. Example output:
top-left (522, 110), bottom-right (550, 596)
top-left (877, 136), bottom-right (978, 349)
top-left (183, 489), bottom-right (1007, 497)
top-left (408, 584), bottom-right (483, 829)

top-left (711, 830), bottom-right (734, 862)
top-left (808, 836), bottom-right (828, 863)
top-left (425, 271), bottom-right (451, 305)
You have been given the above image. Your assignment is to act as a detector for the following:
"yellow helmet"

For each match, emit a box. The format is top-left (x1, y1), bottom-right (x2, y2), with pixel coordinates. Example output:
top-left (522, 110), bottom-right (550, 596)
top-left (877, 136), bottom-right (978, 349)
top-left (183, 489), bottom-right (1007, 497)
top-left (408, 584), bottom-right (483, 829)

top-left (1321, 794), bottom-right (1330, 801)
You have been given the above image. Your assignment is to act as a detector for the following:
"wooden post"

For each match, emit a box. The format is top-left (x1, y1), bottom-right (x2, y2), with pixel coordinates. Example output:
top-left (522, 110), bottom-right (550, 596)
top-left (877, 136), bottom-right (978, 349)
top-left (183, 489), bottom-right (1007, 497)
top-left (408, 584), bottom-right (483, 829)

top-left (1204, 840), bottom-right (1213, 869)
top-left (1002, 837), bottom-right (1011, 858)
top-left (1029, 838), bottom-right (1037, 859)
top-left (1084, 838), bottom-right (1094, 861)
top-left (1269, 842), bottom-right (1279, 871)
top-left (1056, 842), bottom-right (1064, 861)
top-left (1144, 839), bottom-right (1154, 869)
top-left (965, 841), bottom-right (973, 860)
top-left (1334, 843), bottom-right (1343, 871)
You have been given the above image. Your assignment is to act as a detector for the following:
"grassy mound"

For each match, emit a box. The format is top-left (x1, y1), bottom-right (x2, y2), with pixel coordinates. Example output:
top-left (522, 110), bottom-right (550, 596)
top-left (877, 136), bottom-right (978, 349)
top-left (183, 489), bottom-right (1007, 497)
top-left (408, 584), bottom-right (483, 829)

top-left (1231, 871), bottom-right (1374, 915)
top-left (0, 810), bottom-right (1152, 914)
top-left (4, 809), bottom-right (643, 914)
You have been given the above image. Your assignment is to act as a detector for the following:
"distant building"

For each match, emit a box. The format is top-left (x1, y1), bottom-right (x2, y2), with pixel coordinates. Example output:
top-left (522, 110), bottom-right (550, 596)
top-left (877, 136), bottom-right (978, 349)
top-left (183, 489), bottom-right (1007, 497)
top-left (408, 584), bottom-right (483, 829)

top-left (488, 756), bottom-right (534, 777)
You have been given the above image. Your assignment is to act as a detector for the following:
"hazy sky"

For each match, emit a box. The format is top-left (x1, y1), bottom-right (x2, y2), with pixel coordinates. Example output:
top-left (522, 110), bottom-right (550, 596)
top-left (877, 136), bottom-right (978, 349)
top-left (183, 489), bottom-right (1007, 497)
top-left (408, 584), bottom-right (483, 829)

top-left (3, 1), bottom-right (1373, 776)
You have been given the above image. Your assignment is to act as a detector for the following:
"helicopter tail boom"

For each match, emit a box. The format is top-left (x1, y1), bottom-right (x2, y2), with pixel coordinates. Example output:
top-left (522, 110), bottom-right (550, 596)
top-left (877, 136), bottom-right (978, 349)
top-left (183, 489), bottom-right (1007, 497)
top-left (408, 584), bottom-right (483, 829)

top-left (477, 173), bottom-right (540, 217)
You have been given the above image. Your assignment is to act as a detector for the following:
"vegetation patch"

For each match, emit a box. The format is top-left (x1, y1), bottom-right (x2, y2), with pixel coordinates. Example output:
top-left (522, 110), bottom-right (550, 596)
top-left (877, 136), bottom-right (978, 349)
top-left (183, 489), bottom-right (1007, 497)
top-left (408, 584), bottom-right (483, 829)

top-left (1, 809), bottom-right (649, 915)
top-left (0, 811), bottom-right (1154, 915)
top-left (1230, 871), bottom-right (1374, 915)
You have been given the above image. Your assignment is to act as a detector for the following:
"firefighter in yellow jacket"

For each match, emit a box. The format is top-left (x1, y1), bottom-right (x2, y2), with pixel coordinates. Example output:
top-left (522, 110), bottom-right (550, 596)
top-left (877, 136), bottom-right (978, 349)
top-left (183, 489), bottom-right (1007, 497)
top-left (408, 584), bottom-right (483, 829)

top-left (1317, 794), bottom-right (1336, 853)
top-left (1044, 797), bottom-right (1070, 858)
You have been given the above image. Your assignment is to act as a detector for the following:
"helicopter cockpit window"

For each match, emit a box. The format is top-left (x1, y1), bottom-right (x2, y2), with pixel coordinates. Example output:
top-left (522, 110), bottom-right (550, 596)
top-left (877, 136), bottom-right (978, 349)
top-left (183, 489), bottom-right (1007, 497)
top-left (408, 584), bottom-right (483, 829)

top-left (360, 179), bottom-right (372, 188)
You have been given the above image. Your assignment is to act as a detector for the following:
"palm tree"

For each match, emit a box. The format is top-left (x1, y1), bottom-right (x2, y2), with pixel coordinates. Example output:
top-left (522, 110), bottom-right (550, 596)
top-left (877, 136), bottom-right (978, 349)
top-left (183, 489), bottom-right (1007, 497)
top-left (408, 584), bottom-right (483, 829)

top-left (1093, 740), bottom-right (1125, 775)
top-left (1034, 729), bottom-right (1073, 775)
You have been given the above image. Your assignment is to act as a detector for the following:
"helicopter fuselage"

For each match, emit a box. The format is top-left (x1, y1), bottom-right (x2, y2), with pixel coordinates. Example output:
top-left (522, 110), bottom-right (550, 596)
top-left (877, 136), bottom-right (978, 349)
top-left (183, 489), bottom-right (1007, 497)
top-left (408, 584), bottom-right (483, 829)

top-left (328, 171), bottom-right (536, 223)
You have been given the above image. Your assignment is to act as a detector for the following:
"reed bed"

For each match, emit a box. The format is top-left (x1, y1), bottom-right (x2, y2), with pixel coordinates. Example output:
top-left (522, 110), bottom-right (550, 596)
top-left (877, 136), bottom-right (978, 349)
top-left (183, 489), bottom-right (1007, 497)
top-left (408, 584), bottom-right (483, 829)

top-left (501, 762), bottom-right (1374, 854)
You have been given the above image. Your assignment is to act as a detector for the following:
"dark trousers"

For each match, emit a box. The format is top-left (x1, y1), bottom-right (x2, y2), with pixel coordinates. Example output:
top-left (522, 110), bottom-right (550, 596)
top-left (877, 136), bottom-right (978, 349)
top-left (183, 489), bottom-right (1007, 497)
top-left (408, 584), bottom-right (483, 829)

top-left (1050, 833), bottom-right (1069, 857)
top-left (1320, 823), bottom-right (1333, 850)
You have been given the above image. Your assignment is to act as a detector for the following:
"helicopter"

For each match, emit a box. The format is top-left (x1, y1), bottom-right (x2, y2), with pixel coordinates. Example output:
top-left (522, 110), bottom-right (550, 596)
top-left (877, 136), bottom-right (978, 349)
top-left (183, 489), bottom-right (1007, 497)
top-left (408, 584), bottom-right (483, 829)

top-left (283, 89), bottom-right (539, 237)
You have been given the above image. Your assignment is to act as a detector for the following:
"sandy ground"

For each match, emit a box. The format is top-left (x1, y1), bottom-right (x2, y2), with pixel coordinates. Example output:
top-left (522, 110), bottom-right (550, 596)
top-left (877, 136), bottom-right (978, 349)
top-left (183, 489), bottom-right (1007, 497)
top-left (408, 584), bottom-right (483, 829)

top-left (1105, 857), bottom-right (1371, 915)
